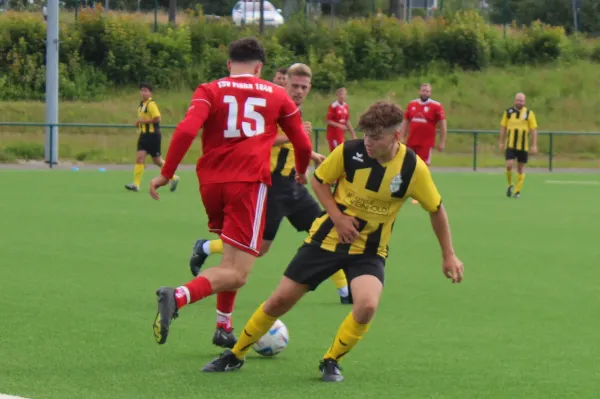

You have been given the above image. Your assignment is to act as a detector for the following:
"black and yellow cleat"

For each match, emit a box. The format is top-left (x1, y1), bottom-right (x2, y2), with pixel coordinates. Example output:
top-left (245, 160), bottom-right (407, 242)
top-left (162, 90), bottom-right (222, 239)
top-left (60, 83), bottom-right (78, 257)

top-left (201, 349), bottom-right (244, 372)
top-left (153, 287), bottom-right (179, 345)
top-left (513, 192), bottom-right (521, 199)
top-left (319, 358), bottom-right (344, 382)
top-left (213, 327), bottom-right (238, 349)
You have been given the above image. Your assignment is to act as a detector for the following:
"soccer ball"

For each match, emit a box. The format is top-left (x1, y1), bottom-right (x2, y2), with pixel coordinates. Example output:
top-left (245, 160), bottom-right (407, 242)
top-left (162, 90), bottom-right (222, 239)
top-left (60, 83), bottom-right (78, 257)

top-left (252, 319), bottom-right (289, 357)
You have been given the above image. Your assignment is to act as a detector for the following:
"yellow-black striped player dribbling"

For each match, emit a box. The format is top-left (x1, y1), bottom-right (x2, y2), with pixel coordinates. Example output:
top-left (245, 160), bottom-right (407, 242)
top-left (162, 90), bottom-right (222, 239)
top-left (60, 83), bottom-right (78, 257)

top-left (201, 100), bottom-right (465, 382)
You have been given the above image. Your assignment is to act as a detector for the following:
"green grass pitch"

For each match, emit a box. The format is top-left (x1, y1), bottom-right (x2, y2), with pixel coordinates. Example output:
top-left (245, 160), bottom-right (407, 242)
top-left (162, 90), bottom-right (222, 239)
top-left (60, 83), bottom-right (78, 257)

top-left (1, 169), bottom-right (599, 399)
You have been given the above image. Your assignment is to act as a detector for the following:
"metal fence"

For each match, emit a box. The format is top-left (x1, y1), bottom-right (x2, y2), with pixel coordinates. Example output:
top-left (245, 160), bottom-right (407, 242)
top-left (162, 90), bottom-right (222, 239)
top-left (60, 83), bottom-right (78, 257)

top-left (1, 122), bottom-right (598, 171)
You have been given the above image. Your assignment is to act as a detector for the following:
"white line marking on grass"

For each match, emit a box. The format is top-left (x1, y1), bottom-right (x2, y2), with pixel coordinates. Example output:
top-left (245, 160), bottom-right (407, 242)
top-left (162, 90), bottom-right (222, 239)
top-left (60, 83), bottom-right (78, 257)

top-left (545, 180), bottom-right (600, 185)
top-left (0, 394), bottom-right (32, 399)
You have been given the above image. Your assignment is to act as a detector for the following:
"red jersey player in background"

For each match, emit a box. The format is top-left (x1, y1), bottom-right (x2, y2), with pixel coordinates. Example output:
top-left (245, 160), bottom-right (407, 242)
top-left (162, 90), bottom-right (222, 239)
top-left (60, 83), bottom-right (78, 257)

top-left (325, 87), bottom-right (356, 151)
top-left (148, 38), bottom-right (313, 348)
top-left (400, 83), bottom-right (447, 204)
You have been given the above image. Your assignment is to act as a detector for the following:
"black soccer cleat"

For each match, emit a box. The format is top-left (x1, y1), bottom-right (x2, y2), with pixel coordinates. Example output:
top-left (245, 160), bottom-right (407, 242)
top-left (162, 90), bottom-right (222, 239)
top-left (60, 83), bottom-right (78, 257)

top-left (340, 295), bottom-right (353, 305)
top-left (125, 183), bottom-right (139, 192)
top-left (319, 358), bottom-right (344, 382)
top-left (513, 192), bottom-right (521, 199)
top-left (153, 287), bottom-right (179, 345)
top-left (189, 239), bottom-right (209, 277)
top-left (201, 349), bottom-right (244, 372)
top-left (506, 185), bottom-right (513, 198)
top-left (213, 327), bottom-right (238, 349)
top-left (169, 177), bottom-right (180, 193)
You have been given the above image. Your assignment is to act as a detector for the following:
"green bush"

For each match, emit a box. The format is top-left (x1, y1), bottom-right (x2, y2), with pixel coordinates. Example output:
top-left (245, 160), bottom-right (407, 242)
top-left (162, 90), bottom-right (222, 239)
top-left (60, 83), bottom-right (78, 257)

top-left (4, 142), bottom-right (45, 160)
top-left (0, 149), bottom-right (17, 163)
top-left (0, 9), bottom-right (586, 100)
top-left (591, 43), bottom-right (600, 63)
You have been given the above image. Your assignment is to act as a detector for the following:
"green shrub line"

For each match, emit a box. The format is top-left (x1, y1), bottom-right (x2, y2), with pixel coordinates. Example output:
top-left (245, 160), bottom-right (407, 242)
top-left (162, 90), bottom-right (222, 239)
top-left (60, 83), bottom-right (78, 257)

top-left (1, 7), bottom-right (599, 101)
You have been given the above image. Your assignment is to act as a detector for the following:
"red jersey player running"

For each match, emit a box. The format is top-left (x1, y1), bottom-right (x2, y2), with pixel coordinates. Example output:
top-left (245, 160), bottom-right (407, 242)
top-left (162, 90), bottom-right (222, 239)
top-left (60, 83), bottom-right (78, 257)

top-left (400, 83), bottom-right (447, 204)
top-left (325, 87), bottom-right (356, 151)
top-left (148, 38), bottom-right (313, 347)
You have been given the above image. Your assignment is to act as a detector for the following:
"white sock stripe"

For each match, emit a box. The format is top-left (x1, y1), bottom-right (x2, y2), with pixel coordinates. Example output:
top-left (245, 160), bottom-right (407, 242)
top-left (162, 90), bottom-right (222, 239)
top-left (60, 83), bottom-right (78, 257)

top-left (216, 310), bottom-right (232, 317)
top-left (250, 183), bottom-right (267, 250)
top-left (181, 286), bottom-right (191, 304)
top-left (202, 241), bottom-right (211, 255)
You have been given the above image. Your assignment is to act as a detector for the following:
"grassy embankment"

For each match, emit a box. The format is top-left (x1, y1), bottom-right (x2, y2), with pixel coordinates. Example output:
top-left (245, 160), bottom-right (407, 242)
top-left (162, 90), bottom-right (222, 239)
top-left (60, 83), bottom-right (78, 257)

top-left (2, 60), bottom-right (600, 168)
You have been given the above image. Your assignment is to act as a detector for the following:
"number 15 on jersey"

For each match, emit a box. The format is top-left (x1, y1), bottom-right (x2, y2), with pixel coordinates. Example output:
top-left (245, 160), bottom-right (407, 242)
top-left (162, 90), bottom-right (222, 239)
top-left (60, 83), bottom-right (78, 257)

top-left (224, 95), bottom-right (267, 138)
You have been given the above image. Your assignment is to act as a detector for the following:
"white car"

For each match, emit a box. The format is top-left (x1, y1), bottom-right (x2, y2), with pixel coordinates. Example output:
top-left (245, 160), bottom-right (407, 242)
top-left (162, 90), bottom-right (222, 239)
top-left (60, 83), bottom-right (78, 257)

top-left (232, 1), bottom-right (284, 27)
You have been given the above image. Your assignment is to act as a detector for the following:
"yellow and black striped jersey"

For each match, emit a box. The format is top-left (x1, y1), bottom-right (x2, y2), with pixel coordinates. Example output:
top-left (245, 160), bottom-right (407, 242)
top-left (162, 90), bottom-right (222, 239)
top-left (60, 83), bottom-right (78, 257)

top-left (307, 139), bottom-right (442, 258)
top-left (501, 106), bottom-right (538, 151)
top-left (138, 97), bottom-right (161, 134)
top-left (270, 126), bottom-right (295, 177)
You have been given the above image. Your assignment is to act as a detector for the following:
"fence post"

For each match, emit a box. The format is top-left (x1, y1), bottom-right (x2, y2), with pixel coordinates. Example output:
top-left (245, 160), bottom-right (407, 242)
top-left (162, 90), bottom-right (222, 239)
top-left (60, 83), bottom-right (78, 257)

top-left (473, 131), bottom-right (478, 171)
top-left (548, 133), bottom-right (553, 172)
top-left (49, 124), bottom-right (54, 169)
top-left (314, 129), bottom-right (319, 153)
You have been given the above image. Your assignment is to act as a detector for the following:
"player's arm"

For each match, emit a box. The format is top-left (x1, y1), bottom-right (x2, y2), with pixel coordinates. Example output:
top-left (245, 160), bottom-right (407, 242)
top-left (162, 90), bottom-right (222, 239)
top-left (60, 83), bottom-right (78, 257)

top-left (529, 111), bottom-right (538, 153)
top-left (278, 102), bottom-right (312, 180)
top-left (160, 86), bottom-right (212, 180)
top-left (499, 111), bottom-right (508, 150)
top-left (399, 106), bottom-right (411, 143)
top-left (437, 106), bottom-right (447, 151)
top-left (273, 120), bottom-right (312, 146)
top-left (346, 120), bottom-right (357, 139)
top-left (410, 159), bottom-right (462, 283)
top-left (312, 145), bottom-right (359, 243)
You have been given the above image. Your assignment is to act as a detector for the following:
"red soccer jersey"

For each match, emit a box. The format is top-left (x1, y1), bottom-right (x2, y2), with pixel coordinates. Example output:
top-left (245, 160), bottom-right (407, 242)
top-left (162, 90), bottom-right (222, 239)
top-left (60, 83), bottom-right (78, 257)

top-left (404, 98), bottom-right (445, 148)
top-left (161, 74), bottom-right (312, 186)
top-left (326, 101), bottom-right (350, 139)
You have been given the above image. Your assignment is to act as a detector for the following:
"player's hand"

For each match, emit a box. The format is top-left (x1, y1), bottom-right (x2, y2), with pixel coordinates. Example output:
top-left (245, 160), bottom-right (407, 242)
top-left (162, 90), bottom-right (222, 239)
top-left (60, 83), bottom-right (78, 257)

top-left (135, 121), bottom-right (140, 127)
top-left (295, 173), bottom-right (308, 185)
top-left (149, 175), bottom-right (169, 200)
top-left (333, 214), bottom-right (360, 244)
top-left (302, 121), bottom-right (313, 136)
top-left (311, 152), bottom-right (326, 166)
top-left (437, 142), bottom-right (446, 152)
top-left (442, 254), bottom-right (464, 284)
top-left (499, 142), bottom-right (504, 151)
top-left (531, 145), bottom-right (537, 154)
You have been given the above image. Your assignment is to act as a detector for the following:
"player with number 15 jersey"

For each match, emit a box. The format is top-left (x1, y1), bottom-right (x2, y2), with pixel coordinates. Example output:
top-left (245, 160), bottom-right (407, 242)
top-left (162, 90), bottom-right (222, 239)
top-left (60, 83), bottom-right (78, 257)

top-left (151, 38), bottom-right (312, 348)
top-left (160, 68), bottom-right (312, 255)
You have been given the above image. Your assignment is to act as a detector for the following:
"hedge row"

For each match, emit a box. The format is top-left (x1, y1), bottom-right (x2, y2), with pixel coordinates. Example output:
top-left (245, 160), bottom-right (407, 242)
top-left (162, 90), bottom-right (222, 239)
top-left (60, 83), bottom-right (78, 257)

top-left (1, 6), bottom-right (599, 100)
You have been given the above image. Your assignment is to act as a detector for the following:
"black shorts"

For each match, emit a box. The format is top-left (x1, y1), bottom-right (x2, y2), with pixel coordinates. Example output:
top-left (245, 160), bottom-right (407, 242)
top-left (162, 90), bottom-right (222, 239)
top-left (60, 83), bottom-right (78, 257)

top-left (505, 148), bottom-right (528, 164)
top-left (263, 175), bottom-right (322, 241)
top-left (137, 133), bottom-right (162, 158)
top-left (284, 243), bottom-right (385, 291)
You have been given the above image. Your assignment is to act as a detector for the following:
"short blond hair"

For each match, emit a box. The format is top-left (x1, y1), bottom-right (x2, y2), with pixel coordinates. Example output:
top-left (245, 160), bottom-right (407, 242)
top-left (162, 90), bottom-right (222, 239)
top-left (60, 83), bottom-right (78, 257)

top-left (287, 63), bottom-right (312, 79)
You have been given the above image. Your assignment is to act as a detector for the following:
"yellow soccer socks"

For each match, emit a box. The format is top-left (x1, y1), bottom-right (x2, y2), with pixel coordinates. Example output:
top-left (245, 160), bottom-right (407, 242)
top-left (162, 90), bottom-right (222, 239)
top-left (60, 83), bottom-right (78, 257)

top-left (231, 302), bottom-right (278, 359)
top-left (323, 312), bottom-right (370, 362)
top-left (506, 169), bottom-right (513, 187)
top-left (515, 173), bottom-right (525, 193)
top-left (331, 270), bottom-right (349, 298)
top-left (133, 163), bottom-right (144, 187)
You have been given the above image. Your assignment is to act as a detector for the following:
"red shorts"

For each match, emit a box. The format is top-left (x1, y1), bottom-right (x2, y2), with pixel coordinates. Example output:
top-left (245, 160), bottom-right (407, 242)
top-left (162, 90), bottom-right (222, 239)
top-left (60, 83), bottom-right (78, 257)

top-left (200, 181), bottom-right (268, 256)
top-left (327, 134), bottom-right (344, 152)
top-left (408, 145), bottom-right (433, 166)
